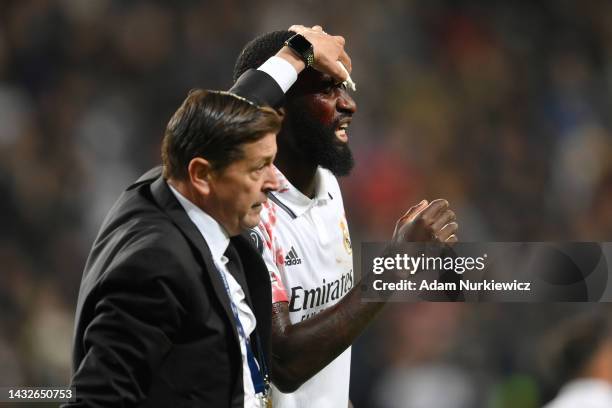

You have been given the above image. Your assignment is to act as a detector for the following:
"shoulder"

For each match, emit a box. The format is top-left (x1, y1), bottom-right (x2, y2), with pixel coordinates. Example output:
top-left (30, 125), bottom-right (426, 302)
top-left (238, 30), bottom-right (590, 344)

top-left (107, 224), bottom-right (192, 279)
top-left (88, 202), bottom-right (197, 291)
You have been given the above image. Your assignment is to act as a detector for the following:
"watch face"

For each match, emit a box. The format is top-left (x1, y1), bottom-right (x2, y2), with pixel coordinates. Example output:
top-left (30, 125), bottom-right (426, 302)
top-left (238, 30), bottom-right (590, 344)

top-left (290, 34), bottom-right (312, 54)
top-left (288, 34), bottom-right (314, 66)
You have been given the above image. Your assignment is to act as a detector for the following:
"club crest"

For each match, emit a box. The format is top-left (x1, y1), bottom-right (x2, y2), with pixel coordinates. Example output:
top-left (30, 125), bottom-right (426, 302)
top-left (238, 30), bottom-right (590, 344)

top-left (340, 218), bottom-right (352, 255)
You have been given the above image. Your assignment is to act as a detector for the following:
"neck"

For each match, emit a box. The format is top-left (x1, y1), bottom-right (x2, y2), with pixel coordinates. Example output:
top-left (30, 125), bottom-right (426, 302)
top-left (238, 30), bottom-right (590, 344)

top-left (275, 149), bottom-right (318, 198)
top-left (168, 178), bottom-right (194, 201)
top-left (168, 177), bottom-right (237, 236)
top-left (168, 178), bottom-right (211, 217)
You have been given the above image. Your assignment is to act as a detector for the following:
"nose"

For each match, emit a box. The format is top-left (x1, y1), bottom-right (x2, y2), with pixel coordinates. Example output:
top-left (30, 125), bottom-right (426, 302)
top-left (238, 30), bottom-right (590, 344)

top-left (337, 88), bottom-right (357, 114)
top-left (262, 165), bottom-right (280, 193)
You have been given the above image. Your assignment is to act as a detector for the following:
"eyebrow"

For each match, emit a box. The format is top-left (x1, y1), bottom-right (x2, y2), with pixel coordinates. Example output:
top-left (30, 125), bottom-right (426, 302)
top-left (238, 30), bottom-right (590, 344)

top-left (254, 154), bottom-right (275, 166)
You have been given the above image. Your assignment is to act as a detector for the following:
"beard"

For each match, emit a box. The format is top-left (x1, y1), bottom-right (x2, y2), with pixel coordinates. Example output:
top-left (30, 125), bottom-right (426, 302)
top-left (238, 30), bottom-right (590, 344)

top-left (284, 108), bottom-right (354, 177)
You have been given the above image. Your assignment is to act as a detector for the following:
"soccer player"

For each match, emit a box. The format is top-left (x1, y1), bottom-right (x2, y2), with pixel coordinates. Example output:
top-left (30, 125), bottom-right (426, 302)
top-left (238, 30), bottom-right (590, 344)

top-left (233, 27), bottom-right (459, 407)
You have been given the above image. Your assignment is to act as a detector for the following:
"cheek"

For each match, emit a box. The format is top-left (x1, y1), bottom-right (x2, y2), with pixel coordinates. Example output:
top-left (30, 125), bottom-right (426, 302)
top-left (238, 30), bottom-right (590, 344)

top-left (303, 96), bottom-right (336, 125)
top-left (218, 178), bottom-right (252, 209)
top-left (239, 179), bottom-right (262, 207)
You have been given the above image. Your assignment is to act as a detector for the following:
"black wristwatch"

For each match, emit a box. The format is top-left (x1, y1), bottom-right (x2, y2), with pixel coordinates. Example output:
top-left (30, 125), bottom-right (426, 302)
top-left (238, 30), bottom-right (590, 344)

top-left (284, 34), bottom-right (314, 68)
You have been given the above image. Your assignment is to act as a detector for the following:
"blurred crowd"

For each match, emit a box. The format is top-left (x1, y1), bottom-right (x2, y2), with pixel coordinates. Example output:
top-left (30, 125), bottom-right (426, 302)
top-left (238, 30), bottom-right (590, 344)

top-left (1, 0), bottom-right (611, 407)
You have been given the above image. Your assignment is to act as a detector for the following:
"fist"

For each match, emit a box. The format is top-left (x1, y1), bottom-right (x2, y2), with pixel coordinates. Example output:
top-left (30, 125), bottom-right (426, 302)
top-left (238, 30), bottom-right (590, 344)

top-left (392, 199), bottom-right (458, 244)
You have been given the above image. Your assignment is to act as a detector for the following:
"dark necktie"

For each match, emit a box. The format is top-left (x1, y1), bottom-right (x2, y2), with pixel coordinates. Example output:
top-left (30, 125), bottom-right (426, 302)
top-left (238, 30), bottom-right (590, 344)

top-left (224, 242), bottom-right (244, 284)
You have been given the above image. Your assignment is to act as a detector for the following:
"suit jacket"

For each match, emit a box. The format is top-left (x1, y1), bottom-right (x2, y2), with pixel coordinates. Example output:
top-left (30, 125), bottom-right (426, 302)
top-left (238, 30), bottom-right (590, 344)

top-left (65, 69), bottom-right (284, 407)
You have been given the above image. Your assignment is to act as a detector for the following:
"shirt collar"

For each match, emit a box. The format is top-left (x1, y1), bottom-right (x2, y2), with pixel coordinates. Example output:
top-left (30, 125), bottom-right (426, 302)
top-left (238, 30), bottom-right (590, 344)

top-left (271, 165), bottom-right (332, 217)
top-left (167, 182), bottom-right (229, 261)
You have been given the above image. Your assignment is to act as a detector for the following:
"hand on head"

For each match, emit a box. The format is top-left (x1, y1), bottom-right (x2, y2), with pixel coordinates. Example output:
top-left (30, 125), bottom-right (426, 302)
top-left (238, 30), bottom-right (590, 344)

top-left (287, 24), bottom-right (352, 83)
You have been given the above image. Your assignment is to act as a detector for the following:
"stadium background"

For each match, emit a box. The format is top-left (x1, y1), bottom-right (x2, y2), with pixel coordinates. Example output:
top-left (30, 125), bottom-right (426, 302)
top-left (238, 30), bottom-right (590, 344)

top-left (0, 0), bottom-right (610, 406)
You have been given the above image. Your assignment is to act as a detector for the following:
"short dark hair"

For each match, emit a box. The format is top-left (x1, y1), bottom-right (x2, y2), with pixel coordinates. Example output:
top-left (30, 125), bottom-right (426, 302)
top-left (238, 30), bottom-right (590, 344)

top-left (161, 90), bottom-right (282, 180)
top-left (233, 30), bottom-right (295, 83)
top-left (542, 310), bottom-right (612, 387)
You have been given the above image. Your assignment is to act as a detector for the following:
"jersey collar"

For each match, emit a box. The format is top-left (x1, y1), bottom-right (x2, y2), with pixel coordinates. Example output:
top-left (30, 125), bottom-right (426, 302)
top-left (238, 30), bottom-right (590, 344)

top-left (269, 165), bottom-right (332, 217)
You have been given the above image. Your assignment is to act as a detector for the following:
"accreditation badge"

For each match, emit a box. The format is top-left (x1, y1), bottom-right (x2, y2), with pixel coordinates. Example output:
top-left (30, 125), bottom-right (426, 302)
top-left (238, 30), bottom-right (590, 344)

top-left (255, 376), bottom-right (272, 407)
top-left (255, 391), bottom-right (271, 407)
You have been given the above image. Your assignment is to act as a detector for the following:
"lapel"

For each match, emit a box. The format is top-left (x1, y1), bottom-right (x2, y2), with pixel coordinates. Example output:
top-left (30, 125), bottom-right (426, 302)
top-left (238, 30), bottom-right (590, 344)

top-left (147, 167), bottom-right (239, 344)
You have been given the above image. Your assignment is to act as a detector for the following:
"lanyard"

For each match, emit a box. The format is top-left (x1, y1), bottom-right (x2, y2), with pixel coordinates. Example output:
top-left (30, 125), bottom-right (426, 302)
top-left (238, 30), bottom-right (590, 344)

top-left (214, 255), bottom-right (269, 395)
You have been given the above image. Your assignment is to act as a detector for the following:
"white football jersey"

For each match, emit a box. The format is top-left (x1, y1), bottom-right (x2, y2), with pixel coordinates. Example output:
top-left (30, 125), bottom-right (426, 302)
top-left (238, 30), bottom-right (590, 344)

top-left (253, 166), bottom-right (354, 408)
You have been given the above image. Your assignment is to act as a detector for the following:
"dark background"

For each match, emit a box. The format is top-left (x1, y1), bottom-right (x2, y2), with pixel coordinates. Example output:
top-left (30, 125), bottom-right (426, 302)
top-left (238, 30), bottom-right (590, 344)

top-left (1, 0), bottom-right (611, 406)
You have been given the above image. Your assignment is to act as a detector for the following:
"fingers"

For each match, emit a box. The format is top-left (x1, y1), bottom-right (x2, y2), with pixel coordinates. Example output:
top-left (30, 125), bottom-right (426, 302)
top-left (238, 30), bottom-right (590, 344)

top-left (397, 198), bottom-right (459, 243)
top-left (445, 234), bottom-right (458, 243)
top-left (400, 200), bottom-right (429, 222)
top-left (421, 200), bottom-right (458, 242)
top-left (431, 206), bottom-right (458, 243)
top-left (431, 208), bottom-right (455, 232)
top-left (313, 46), bottom-right (350, 82)
top-left (436, 222), bottom-right (459, 242)
top-left (289, 24), bottom-right (326, 33)
top-left (326, 61), bottom-right (348, 83)
top-left (288, 24), bottom-right (307, 33)
top-left (337, 49), bottom-right (351, 74)
top-left (419, 199), bottom-right (449, 222)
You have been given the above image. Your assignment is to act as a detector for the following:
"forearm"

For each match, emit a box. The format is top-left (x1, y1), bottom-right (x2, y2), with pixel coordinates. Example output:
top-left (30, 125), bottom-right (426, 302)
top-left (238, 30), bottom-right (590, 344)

top-left (270, 283), bottom-right (385, 392)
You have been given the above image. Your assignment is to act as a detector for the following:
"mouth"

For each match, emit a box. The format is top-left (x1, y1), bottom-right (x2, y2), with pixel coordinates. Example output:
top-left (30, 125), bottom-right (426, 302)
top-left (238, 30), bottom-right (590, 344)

top-left (251, 198), bottom-right (267, 211)
top-left (335, 119), bottom-right (351, 143)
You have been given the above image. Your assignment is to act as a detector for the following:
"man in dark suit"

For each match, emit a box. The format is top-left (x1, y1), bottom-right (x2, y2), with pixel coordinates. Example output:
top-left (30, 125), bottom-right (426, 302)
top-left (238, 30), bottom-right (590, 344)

top-left (65, 26), bottom-right (352, 408)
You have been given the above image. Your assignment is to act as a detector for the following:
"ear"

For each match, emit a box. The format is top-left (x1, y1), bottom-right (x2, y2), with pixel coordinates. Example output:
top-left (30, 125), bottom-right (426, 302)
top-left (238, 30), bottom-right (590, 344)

top-left (188, 157), bottom-right (213, 196)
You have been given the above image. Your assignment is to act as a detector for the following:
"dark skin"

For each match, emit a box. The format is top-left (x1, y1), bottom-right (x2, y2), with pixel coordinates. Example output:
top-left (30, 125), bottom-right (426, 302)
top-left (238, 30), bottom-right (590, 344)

top-left (274, 68), bottom-right (355, 197)
top-left (270, 69), bottom-right (459, 393)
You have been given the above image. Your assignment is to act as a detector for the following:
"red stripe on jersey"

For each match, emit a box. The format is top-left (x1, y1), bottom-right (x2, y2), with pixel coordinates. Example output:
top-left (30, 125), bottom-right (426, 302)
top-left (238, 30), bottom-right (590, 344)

top-left (270, 270), bottom-right (288, 303)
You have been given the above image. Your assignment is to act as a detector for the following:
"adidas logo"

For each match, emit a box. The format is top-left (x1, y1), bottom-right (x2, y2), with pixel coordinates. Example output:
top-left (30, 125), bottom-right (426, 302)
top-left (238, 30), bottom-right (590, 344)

top-left (284, 246), bottom-right (302, 266)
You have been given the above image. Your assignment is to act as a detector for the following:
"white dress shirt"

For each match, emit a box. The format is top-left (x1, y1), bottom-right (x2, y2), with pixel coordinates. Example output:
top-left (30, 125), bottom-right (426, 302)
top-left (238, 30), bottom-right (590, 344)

top-left (257, 56), bottom-right (298, 93)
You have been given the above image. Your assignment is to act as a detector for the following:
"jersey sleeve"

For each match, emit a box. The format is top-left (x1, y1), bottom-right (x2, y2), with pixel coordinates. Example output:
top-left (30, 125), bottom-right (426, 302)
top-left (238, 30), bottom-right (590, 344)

top-left (255, 204), bottom-right (289, 303)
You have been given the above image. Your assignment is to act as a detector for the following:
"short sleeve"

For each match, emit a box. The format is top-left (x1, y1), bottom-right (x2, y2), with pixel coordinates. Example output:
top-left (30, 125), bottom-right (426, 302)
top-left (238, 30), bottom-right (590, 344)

top-left (254, 206), bottom-right (289, 304)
